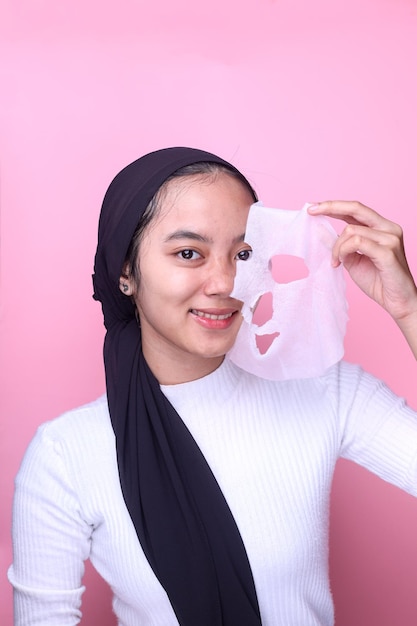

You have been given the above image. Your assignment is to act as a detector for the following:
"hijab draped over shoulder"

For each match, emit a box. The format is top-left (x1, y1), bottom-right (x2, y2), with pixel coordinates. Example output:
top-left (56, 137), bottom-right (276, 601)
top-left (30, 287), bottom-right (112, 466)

top-left (92, 147), bottom-right (261, 625)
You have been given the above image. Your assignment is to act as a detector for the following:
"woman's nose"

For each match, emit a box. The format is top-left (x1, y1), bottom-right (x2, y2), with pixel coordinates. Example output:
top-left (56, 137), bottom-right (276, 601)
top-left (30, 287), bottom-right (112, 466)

top-left (203, 259), bottom-right (236, 296)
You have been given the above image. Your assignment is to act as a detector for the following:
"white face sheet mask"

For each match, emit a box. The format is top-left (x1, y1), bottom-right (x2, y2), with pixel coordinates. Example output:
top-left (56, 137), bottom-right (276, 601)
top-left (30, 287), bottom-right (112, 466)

top-left (227, 202), bottom-right (349, 380)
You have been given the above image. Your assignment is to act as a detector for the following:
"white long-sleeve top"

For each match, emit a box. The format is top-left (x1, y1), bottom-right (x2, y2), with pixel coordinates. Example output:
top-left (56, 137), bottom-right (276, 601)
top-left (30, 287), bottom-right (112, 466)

top-left (8, 359), bottom-right (417, 625)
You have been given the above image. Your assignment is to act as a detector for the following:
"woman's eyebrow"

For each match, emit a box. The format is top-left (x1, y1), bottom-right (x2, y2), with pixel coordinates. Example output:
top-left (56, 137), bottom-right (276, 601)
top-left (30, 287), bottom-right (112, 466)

top-left (164, 230), bottom-right (211, 243)
top-left (164, 230), bottom-right (246, 244)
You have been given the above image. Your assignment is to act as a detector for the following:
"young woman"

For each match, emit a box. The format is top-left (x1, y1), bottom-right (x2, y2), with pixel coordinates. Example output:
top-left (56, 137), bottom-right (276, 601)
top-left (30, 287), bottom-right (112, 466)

top-left (9, 147), bottom-right (417, 625)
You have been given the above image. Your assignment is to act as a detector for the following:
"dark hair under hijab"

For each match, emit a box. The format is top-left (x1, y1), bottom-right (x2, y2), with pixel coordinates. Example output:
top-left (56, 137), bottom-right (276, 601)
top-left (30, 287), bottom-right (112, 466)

top-left (92, 147), bottom-right (261, 625)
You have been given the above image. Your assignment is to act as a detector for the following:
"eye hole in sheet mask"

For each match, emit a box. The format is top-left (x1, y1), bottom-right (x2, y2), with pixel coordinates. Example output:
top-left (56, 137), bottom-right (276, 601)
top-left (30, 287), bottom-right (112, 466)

top-left (269, 254), bottom-right (309, 284)
top-left (227, 202), bottom-right (349, 380)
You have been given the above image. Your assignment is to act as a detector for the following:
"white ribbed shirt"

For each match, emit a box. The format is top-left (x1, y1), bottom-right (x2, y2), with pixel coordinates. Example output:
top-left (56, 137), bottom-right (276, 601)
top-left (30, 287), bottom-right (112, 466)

top-left (8, 359), bottom-right (417, 625)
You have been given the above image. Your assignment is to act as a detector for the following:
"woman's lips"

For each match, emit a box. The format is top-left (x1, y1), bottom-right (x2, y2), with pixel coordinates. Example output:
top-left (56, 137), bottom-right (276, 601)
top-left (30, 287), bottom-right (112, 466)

top-left (189, 308), bottom-right (239, 328)
top-left (189, 309), bottom-right (235, 320)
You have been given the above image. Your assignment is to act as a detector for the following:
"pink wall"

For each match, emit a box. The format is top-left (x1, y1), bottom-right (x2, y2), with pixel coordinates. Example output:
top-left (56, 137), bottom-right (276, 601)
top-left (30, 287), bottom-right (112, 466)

top-left (1, 0), bottom-right (417, 623)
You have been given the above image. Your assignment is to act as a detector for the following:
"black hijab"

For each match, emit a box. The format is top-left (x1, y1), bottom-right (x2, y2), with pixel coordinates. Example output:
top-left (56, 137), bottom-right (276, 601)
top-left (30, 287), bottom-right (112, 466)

top-left (92, 147), bottom-right (262, 625)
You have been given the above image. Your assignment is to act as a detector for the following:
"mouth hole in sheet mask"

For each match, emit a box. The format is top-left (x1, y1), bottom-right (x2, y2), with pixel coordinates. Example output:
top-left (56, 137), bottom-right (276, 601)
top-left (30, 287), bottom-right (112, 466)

top-left (255, 332), bottom-right (280, 355)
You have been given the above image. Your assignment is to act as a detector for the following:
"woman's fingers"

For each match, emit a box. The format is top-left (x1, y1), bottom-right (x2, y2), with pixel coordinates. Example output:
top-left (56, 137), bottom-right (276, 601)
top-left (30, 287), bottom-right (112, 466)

top-left (308, 200), bottom-right (417, 317)
top-left (308, 200), bottom-right (403, 235)
top-left (308, 201), bottom-right (406, 269)
top-left (332, 223), bottom-right (404, 269)
top-left (308, 200), bottom-right (417, 356)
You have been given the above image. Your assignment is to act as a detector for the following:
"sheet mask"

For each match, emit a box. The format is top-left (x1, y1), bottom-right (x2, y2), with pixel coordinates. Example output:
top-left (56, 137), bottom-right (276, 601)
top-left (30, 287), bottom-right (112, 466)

top-left (227, 202), bottom-right (349, 380)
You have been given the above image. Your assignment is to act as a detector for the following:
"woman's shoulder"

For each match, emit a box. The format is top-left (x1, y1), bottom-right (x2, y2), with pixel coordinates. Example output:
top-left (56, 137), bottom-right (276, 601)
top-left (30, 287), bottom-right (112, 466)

top-left (52, 393), bottom-right (109, 423)
top-left (28, 394), bottom-right (114, 464)
top-left (18, 395), bottom-right (116, 494)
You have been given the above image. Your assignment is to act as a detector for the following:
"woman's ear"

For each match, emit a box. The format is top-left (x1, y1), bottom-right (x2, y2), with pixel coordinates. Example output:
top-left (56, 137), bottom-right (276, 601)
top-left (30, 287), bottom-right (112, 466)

top-left (119, 265), bottom-right (134, 296)
top-left (119, 279), bottom-right (133, 296)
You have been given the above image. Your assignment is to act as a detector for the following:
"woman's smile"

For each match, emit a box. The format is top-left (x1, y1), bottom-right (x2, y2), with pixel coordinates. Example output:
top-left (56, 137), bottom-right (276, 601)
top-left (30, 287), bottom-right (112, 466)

top-left (189, 308), bottom-right (240, 329)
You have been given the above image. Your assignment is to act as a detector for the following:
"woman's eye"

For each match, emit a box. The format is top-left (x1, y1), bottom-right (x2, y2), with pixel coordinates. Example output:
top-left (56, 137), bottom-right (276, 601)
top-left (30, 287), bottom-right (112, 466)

top-left (236, 249), bottom-right (252, 261)
top-left (178, 249), bottom-right (200, 260)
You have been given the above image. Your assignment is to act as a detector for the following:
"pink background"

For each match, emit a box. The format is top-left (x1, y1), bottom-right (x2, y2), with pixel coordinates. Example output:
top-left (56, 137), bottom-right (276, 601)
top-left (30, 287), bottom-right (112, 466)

top-left (1, 0), bottom-right (417, 623)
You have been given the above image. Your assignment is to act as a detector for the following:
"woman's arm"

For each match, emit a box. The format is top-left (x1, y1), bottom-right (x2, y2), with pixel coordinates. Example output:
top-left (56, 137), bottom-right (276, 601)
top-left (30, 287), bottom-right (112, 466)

top-left (308, 201), bottom-right (417, 358)
top-left (8, 423), bottom-right (92, 625)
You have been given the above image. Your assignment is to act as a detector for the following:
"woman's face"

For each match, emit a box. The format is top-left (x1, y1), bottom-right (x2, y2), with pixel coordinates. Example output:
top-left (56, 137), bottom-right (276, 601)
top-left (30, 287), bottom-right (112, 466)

top-left (131, 172), bottom-right (254, 384)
